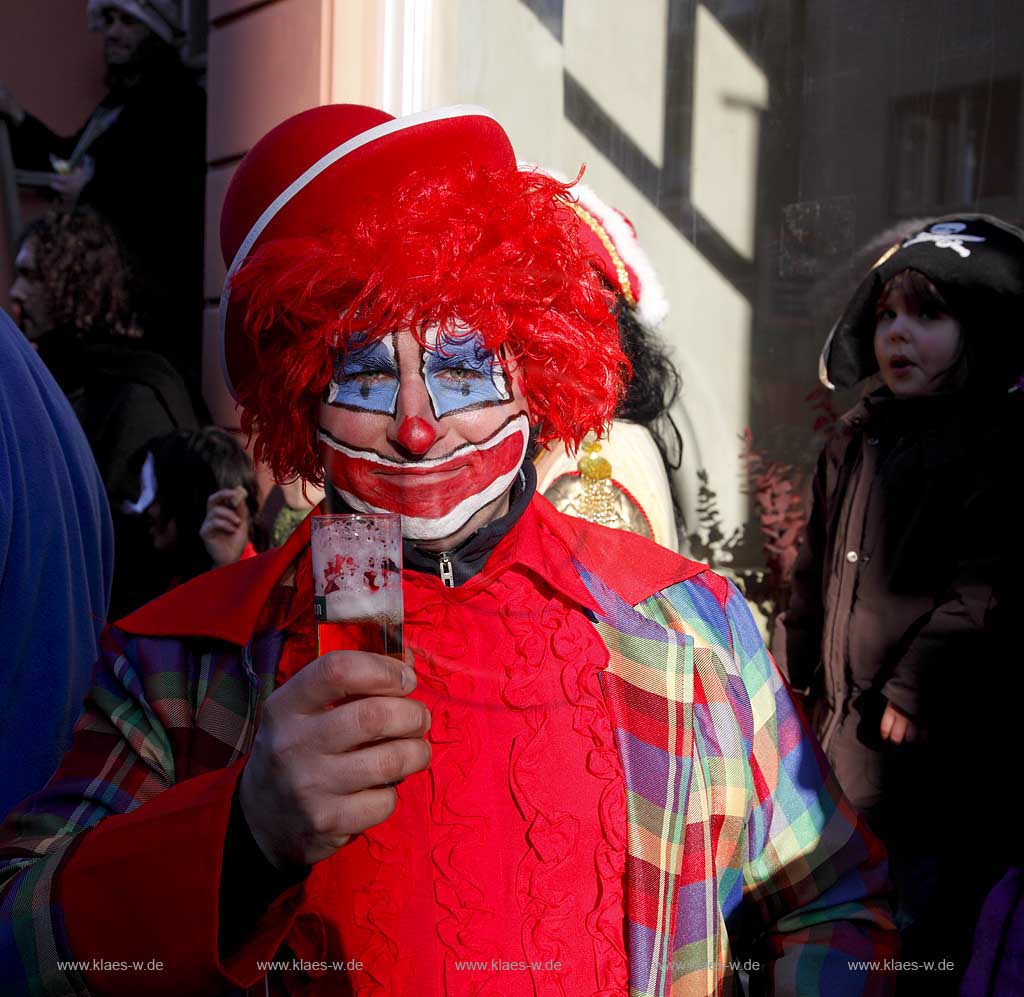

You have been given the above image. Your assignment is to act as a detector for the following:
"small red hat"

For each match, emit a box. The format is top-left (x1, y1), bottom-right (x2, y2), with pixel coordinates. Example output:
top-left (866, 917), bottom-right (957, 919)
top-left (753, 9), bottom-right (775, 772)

top-left (218, 104), bottom-right (516, 398)
top-left (522, 165), bottom-right (669, 330)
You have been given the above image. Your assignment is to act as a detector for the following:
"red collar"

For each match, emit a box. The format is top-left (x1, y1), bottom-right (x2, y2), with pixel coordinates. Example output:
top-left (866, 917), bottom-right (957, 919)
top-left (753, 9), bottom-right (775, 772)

top-left (116, 510), bottom-right (314, 644)
top-left (116, 497), bottom-right (705, 645)
top-left (520, 497), bottom-right (705, 608)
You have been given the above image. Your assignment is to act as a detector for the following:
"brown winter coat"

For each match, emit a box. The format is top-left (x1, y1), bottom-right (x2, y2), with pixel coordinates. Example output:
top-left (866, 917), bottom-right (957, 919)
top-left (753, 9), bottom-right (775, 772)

top-left (780, 388), bottom-right (1023, 837)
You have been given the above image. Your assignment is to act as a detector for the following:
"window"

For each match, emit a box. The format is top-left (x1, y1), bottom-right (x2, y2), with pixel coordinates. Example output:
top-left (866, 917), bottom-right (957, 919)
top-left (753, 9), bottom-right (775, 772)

top-left (889, 77), bottom-right (1020, 216)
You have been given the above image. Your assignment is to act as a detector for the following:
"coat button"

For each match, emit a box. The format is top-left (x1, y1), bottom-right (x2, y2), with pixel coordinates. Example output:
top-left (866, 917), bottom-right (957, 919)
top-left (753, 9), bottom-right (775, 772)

top-left (846, 550), bottom-right (859, 563)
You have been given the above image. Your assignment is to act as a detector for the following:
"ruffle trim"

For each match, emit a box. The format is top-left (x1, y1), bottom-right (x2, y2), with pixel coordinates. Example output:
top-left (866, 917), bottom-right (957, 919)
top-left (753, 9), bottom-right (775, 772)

top-left (497, 576), bottom-right (629, 993)
top-left (298, 571), bottom-right (628, 995)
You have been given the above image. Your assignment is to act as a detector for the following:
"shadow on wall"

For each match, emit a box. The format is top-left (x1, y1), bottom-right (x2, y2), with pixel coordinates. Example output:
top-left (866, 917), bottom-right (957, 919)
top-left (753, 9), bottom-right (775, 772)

top-left (0, 3), bottom-right (105, 304)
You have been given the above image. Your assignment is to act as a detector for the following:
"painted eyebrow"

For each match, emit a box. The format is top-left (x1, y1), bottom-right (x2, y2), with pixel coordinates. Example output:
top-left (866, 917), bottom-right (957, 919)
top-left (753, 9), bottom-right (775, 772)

top-left (335, 338), bottom-right (398, 374)
top-left (339, 354), bottom-right (396, 373)
top-left (425, 352), bottom-right (493, 370)
top-left (424, 337), bottom-right (494, 363)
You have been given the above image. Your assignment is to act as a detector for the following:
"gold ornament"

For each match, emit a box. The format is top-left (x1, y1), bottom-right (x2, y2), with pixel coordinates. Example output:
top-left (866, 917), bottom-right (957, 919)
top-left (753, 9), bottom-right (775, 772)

top-left (577, 439), bottom-right (612, 480)
top-left (539, 435), bottom-right (654, 540)
top-left (573, 439), bottom-right (621, 528)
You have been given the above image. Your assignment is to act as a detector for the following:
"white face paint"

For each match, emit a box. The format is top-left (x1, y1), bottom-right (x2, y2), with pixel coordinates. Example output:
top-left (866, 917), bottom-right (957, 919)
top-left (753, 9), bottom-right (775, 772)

top-left (320, 415), bottom-right (529, 540)
top-left (319, 328), bottom-right (530, 545)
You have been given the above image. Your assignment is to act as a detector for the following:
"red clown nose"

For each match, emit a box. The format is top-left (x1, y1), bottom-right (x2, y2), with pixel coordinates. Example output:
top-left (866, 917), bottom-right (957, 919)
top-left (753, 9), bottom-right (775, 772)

top-left (396, 417), bottom-right (438, 455)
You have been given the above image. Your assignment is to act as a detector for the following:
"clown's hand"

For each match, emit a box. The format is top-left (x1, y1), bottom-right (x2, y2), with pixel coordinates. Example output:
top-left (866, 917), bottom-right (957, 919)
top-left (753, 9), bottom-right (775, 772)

top-left (238, 649), bottom-right (431, 870)
top-left (200, 486), bottom-right (250, 567)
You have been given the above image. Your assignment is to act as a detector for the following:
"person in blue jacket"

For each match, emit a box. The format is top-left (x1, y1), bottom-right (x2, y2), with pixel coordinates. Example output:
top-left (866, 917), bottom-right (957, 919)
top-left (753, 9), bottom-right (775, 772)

top-left (0, 310), bottom-right (114, 815)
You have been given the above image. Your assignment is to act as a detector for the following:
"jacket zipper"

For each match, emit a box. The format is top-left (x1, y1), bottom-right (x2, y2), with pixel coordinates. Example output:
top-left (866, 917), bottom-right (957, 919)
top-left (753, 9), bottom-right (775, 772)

top-left (438, 552), bottom-right (455, 588)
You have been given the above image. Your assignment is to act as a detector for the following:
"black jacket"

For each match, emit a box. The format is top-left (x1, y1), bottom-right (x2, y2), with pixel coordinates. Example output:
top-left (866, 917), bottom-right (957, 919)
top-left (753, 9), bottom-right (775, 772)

top-left (10, 68), bottom-right (206, 378)
top-left (781, 388), bottom-right (1024, 827)
top-left (49, 339), bottom-right (200, 620)
top-left (54, 340), bottom-right (198, 502)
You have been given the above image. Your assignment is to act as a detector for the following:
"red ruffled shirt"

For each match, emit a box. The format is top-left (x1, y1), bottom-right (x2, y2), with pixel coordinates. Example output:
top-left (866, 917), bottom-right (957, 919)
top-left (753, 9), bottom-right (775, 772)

top-left (269, 512), bottom-right (629, 996)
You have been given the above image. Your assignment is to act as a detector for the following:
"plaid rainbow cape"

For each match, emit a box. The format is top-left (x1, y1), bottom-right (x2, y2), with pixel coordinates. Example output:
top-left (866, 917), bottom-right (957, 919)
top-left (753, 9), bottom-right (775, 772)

top-left (0, 503), bottom-right (896, 995)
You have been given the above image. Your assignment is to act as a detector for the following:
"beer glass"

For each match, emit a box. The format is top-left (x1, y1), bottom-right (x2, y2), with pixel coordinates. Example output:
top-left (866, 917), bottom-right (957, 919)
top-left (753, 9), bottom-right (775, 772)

top-left (310, 513), bottom-right (404, 660)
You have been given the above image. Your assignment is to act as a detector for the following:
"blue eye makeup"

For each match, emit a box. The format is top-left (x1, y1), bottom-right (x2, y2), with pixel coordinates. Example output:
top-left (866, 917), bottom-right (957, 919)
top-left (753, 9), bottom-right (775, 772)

top-left (422, 331), bottom-right (510, 417)
top-left (326, 336), bottom-right (399, 415)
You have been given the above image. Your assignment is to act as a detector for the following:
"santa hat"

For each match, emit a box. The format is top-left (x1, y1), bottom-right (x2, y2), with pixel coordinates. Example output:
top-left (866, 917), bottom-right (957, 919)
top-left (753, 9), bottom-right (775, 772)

top-left (523, 164), bottom-right (669, 330)
top-left (218, 104), bottom-right (516, 399)
top-left (821, 213), bottom-right (1024, 389)
top-left (87, 0), bottom-right (184, 46)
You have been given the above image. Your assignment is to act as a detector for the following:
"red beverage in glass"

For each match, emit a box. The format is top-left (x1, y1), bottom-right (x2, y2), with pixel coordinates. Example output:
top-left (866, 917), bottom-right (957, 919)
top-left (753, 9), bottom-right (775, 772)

top-left (315, 616), bottom-right (405, 660)
top-left (311, 513), bottom-right (404, 660)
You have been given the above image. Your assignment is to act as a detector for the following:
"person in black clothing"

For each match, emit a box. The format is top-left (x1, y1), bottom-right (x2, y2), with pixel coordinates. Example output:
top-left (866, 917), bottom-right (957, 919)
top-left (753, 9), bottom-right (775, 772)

top-left (9, 207), bottom-right (197, 501)
top-left (0, 0), bottom-right (206, 381)
top-left (781, 214), bottom-right (1024, 992)
top-left (120, 423), bottom-right (264, 593)
top-left (9, 205), bottom-right (199, 618)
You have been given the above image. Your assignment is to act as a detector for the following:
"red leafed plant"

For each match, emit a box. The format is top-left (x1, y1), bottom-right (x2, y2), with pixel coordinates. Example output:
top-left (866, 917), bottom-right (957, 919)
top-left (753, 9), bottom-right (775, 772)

top-left (805, 383), bottom-right (840, 441)
top-left (740, 429), bottom-right (807, 617)
top-left (690, 386), bottom-right (836, 635)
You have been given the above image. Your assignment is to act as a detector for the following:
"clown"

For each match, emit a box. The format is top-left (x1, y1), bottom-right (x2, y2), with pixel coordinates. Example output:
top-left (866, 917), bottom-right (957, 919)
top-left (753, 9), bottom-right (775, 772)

top-left (0, 105), bottom-right (896, 996)
top-left (219, 105), bottom-right (627, 555)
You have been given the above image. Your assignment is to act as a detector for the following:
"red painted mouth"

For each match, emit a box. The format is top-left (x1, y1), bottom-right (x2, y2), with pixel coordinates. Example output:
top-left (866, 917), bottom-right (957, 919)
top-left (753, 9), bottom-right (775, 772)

top-left (322, 430), bottom-right (525, 518)
top-left (374, 461), bottom-right (470, 480)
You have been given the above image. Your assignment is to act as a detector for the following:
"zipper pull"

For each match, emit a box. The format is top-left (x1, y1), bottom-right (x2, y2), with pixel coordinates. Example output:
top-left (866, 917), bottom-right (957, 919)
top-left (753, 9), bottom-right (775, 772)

top-left (438, 552), bottom-right (455, 588)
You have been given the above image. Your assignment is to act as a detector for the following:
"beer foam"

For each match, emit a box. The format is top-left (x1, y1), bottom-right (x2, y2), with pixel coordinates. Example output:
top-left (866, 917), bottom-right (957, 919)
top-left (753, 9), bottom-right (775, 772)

top-left (323, 588), bottom-right (400, 623)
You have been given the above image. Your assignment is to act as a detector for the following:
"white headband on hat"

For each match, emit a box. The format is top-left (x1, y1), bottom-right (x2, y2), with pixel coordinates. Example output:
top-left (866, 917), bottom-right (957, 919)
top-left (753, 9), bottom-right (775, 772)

top-left (86, 0), bottom-right (184, 46)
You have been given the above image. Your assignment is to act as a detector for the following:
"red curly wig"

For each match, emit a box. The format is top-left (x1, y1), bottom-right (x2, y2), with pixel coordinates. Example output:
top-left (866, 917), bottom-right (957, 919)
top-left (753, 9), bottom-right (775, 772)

top-left (230, 164), bottom-right (629, 485)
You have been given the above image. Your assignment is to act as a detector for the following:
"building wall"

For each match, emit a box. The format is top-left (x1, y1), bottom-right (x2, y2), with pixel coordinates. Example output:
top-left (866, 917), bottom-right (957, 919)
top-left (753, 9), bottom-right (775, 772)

top-left (752, 0), bottom-right (1024, 473)
top-left (202, 0), bottom-right (759, 538)
top-left (799, 0), bottom-right (1024, 239)
top-left (0, 2), bottom-right (105, 306)
top-left (202, 0), bottom-right (1024, 555)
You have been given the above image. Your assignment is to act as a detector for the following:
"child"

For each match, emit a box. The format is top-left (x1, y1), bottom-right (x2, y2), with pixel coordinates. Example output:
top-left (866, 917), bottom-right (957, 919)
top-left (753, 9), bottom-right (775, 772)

top-left (782, 214), bottom-right (1024, 988)
top-left (118, 427), bottom-right (261, 607)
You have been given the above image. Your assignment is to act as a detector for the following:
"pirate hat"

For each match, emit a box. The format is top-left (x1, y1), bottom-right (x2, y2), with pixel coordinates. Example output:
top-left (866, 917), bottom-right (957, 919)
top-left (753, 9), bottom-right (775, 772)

top-left (821, 213), bottom-right (1024, 388)
top-left (218, 104), bottom-right (516, 399)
